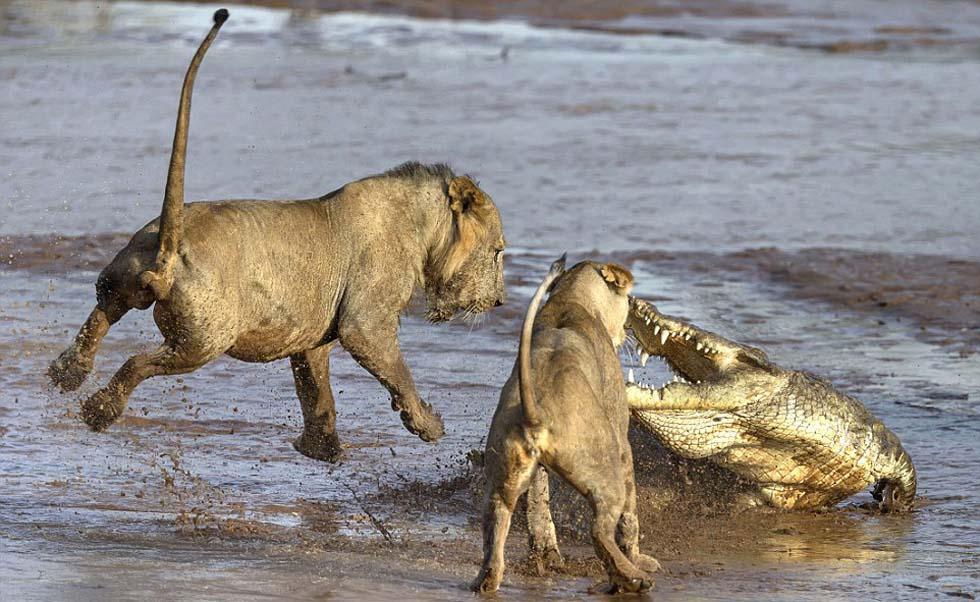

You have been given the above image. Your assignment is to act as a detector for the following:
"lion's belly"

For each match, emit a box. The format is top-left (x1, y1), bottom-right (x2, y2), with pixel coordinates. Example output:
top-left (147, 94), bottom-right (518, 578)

top-left (226, 327), bottom-right (328, 362)
top-left (225, 305), bottom-right (333, 362)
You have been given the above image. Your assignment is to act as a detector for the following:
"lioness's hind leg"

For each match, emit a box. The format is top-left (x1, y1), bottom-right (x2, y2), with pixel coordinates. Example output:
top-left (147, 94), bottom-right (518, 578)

top-left (617, 453), bottom-right (661, 574)
top-left (290, 343), bottom-right (343, 462)
top-left (472, 453), bottom-right (537, 594)
top-left (526, 465), bottom-right (563, 574)
top-left (81, 342), bottom-right (222, 431)
top-left (49, 300), bottom-right (129, 392)
top-left (589, 492), bottom-right (652, 594)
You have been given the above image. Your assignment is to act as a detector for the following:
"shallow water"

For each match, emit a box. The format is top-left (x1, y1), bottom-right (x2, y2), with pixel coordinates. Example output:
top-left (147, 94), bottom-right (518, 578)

top-left (1, 1), bottom-right (979, 599)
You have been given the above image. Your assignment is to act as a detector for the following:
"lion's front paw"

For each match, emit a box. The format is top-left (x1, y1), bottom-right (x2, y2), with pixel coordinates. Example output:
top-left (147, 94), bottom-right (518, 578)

top-left (80, 388), bottom-right (124, 431)
top-left (293, 430), bottom-right (344, 463)
top-left (49, 349), bottom-right (92, 392)
top-left (400, 401), bottom-right (444, 442)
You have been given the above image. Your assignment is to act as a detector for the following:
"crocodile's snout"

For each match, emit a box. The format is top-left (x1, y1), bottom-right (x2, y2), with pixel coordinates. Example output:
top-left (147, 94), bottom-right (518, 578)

top-left (626, 296), bottom-right (763, 387)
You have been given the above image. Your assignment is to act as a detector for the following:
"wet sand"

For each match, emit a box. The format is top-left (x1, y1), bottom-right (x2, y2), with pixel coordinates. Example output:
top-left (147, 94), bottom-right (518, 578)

top-left (3, 235), bottom-right (978, 599)
top-left (2, 1), bottom-right (979, 599)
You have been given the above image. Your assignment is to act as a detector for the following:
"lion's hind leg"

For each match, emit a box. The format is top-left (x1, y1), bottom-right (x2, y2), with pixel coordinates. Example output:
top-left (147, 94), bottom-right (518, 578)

top-left (50, 242), bottom-right (157, 392)
top-left (50, 302), bottom-right (127, 392)
top-left (80, 338), bottom-right (225, 431)
top-left (549, 449), bottom-right (652, 593)
top-left (472, 440), bottom-right (538, 594)
top-left (526, 464), bottom-right (563, 574)
top-left (617, 448), bottom-right (661, 574)
top-left (290, 343), bottom-right (343, 462)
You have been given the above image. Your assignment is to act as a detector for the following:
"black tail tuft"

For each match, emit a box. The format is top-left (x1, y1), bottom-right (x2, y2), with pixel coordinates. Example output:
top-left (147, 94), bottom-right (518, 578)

top-left (213, 8), bottom-right (230, 26)
top-left (549, 253), bottom-right (567, 277)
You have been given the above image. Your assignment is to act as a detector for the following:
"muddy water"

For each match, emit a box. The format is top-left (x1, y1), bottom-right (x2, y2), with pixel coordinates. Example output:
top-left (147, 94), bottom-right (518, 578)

top-left (1, 1), bottom-right (979, 599)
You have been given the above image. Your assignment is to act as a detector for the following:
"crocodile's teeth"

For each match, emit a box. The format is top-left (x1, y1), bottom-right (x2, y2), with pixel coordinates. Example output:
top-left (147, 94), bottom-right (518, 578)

top-left (654, 325), bottom-right (661, 335)
top-left (644, 316), bottom-right (650, 325)
top-left (696, 342), bottom-right (704, 351)
top-left (684, 333), bottom-right (692, 341)
top-left (640, 351), bottom-right (649, 367)
top-left (627, 368), bottom-right (635, 383)
top-left (660, 330), bottom-right (670, 345)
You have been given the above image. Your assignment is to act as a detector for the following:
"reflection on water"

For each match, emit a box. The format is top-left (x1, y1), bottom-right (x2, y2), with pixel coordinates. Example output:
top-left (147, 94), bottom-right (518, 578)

top-left (1, 0), bottom-right (978, 599)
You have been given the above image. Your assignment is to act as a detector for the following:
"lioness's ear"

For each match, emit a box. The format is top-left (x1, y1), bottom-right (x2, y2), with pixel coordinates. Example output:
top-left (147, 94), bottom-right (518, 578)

top-left (600, 263), bottom-right (634, 294)
top-left (448, 176), bottom-right (487, 214)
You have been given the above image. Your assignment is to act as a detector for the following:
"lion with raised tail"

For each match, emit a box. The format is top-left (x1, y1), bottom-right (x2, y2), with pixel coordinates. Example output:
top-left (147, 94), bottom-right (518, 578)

top-left (48, 9), bottom-right (506, 462)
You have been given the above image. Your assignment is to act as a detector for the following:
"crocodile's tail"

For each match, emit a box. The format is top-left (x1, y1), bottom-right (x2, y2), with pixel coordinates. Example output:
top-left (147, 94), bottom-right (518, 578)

top-left (519, 254), bottom-right (566, 427)
top-left (874, 437), bottom-right (917, 512)
top-left (140, 9), bottom-right (229, 300)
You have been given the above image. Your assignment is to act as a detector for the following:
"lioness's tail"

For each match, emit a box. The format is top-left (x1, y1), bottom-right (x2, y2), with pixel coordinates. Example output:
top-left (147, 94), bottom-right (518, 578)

top-left (519, 254), bottom-right (566, 427)
top-left (140, 9), bottom-right (229, 300)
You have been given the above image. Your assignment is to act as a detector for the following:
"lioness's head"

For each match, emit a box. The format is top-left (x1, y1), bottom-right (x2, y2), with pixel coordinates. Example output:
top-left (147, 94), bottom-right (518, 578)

top-left (426, 176), bottom-right (505, 322)
top-left (547, 261), bottom-right (634, 346)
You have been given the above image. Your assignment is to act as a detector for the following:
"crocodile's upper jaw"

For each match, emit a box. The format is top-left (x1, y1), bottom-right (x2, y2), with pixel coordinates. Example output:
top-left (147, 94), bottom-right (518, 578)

top-left (626, 296), bottom-right (771, 386)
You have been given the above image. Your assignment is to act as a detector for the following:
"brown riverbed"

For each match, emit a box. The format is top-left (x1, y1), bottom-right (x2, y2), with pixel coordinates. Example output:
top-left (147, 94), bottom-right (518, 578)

top-left (1, 1), bottom-right (978, 599)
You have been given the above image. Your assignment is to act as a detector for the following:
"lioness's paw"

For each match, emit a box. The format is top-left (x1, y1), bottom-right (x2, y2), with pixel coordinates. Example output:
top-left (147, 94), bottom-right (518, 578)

top-left (470, 568), bottom-right (501, 594)
top-left (80, 389), bottom-right (123, 431)
top-left (530, 547), bottom-right (564, 575)
top-left (608, 572), bottom-right (653, 594)
top-left (634, 553), bottom-right (661, 574)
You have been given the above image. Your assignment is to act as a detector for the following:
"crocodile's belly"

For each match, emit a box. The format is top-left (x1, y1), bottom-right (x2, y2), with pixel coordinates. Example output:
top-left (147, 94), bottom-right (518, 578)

top-left (716, 443), bottom-right (877, 507)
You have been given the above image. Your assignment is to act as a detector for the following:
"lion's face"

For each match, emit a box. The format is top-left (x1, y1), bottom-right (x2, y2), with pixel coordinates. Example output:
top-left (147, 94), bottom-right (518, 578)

top-left (426, 177), bottom-right (505, 322)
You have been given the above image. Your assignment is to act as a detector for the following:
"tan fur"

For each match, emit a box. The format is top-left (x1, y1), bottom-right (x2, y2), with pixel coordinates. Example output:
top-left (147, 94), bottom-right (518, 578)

top-left (48, 13), bottom-right (506, 463)
top-left (431, 176), bottom-right (500, 285)
top-left (472, 260), bottom-right (659, 594)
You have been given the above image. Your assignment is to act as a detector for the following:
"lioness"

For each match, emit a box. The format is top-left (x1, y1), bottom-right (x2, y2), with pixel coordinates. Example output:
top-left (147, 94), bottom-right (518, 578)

top-left (48, 10), bottom-right (506, 462)
top-left (473, 256), bottom-right (658, 594)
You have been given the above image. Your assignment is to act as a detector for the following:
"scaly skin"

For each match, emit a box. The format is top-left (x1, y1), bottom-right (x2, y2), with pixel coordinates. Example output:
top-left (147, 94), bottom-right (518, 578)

top-left (625, 297), bottom-right (916, 511)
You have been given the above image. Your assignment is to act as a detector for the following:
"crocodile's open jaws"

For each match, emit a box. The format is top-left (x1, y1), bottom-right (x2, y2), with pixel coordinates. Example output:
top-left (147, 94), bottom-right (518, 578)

top-left (625, 296), bottom-right (917, 512)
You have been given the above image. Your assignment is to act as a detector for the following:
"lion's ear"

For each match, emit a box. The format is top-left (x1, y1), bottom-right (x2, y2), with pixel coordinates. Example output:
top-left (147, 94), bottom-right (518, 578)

top-left (600, 263), bottom-right (634, 294)
top-left (448, 176), bottom-right (487, 215)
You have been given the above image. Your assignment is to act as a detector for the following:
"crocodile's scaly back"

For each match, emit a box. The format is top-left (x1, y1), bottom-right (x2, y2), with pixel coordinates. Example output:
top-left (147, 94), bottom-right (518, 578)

top-left (625, 297), bottom-right (916, 511)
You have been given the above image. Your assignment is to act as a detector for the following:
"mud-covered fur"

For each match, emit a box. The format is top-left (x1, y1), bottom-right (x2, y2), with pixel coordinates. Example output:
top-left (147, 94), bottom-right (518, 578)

top-left (48, 12), bottom-right (506, 463)
top-left (472, 258), bottom-right (659, 594)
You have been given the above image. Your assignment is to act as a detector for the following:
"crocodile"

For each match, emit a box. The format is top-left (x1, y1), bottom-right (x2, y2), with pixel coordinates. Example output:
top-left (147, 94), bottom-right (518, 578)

top-left (624, 297), bottom-right (916, 512)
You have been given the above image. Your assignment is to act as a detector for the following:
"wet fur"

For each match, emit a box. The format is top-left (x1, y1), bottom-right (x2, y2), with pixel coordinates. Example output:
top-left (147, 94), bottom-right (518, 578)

top-left (48, 12), bottom-right (506, 463)
top-left (472, 260), bottom-right (659, 594)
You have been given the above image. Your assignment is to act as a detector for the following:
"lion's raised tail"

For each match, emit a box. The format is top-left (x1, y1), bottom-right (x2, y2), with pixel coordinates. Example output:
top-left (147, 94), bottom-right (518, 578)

top-left (519, 254), bottom-right (566, 427)
top-left (140, 9), bottom-right (229, 300)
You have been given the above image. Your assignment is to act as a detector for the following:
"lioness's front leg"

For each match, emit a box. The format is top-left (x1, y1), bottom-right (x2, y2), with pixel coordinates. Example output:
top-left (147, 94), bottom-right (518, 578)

top-left (290, 343), bottom-right (343, 462)
top-left (339, 318), bottom-right (445, 442)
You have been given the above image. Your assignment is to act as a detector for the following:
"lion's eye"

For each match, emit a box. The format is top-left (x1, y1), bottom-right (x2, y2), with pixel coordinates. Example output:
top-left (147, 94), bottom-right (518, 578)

top-left (494, 249), bottom-right (504, 262)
